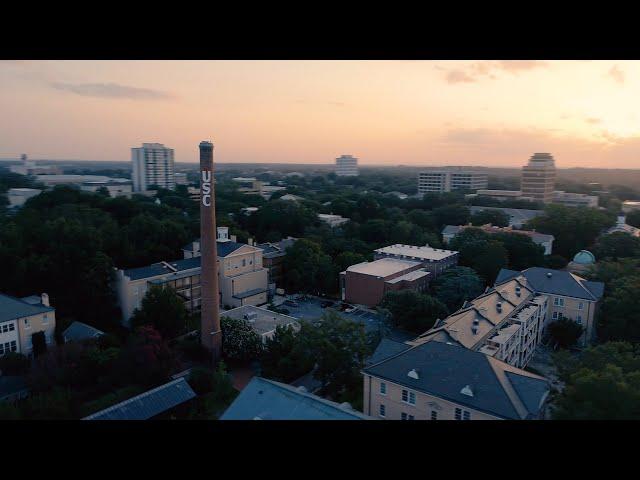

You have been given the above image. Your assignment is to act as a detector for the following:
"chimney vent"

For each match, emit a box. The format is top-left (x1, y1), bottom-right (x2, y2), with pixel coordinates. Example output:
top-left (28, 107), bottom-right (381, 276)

top-left (41, 293), bottom-right (50, 307)
top-left (546, 272), bottom-right (552, 278)
top-left (496, 302), bottom-right (502, 313)
top-left (217, 226), bottom-right (230, 242)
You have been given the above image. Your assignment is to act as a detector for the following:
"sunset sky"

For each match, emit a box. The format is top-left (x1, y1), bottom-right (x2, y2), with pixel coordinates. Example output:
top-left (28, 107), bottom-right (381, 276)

top-left (1, 60), bottom-right (640, 168)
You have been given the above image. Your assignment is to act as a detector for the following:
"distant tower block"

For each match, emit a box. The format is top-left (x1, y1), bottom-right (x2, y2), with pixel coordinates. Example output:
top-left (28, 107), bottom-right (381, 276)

top-left (335, 155), bottom-right (359, 176)
top-left (521, 153), bottom-right (556, 204)
top-left (199, 140), bottom-right (222, 363)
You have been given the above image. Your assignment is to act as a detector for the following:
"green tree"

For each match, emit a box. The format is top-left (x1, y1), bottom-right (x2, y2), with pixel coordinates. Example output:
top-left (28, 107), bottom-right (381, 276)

top-left (626, 210), bottom-right (640, 228)
top-left (431, 266), bottom-right (485, 311)
top-left (380, 290), bottom-right (449, 334)
top-left (547, 318), bottom-right (584, 349)
top-left (0, 352), bottom-right (30, 375)
top-left (493, 232), bottom-right (545, 271)
top-left (592, 232), bottom-right (640, 260)
top-left (261, 324), bottom-right (314, 382)
top-left (470, 209), bottom-right (510, 227)
top-left (552, 342), bottom-right (640, 419)
top-left (598, 275), bottom-right (640, 343)
top-left (283, 239), bottom-right (337, 295)
top-left (300, 312), bottom-right (371, 406)
top-left (526, 204), bottom-right (615, 258)
top-left (130, 285), bottom-right (189, 339)
top-left (220, 316), bottom-right (264, 363)
top-left (335, 251), bottom-right (368, 273)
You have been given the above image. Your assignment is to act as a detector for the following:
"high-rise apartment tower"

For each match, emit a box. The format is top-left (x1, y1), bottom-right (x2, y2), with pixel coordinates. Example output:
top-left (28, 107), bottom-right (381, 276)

top-left (335, 155), bottom-right (359, 176)
top-left (131, 143), bottom-right (176, 192)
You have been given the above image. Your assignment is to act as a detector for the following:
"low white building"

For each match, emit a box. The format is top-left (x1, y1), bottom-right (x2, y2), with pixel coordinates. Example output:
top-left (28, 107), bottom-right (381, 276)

top-left (318, 213), bottom-right (350, 228)
top-left (552, 191), bottom-right (599, 208)
top-left (220, 305), bottom-right (300, 342)
top-left (604, 214), bottom-right (640, 237)
top-left (80, 180), bottom-right (133, 198)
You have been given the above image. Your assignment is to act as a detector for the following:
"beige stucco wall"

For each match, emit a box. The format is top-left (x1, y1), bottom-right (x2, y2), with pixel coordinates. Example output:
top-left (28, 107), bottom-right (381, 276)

top-left (363, 375), bottom-right (502, 421)
top-left (545, 294), bottom-right (598, 345)
top-left (16, 311), bottom-right (56, 356)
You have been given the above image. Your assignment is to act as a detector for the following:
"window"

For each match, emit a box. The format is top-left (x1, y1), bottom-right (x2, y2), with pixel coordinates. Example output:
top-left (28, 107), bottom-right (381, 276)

top-left (24, 318), bottom-right (30, 329)
top-left (455, 408), bottom-right (462, 420)
top-left (402, 389), bottom-right (416, 405)
top-left (10, 341), bottom-right (16, 352)
top-left (431, 410), bottom-right (438, 420)
top-left (401, 413), bottom-right (415, 421)
top-left (379, 404), bottom-right (386, 418)
top-left (463, 411), bottom-right (471, 421)
top-left (242, 259), bottom-right (246, 267)
top-left (554, 297), bottom-right (565, 307)
top-left (552, 312), bottom-right (559, 320)
top-left (380, 382), bottom-right (387, 395)
top-left (8, 323), bottom-right (14, 332)
top-left (1, 325), bottom-right (7, 333)
top-left (578, 302), bottom-right (584, 310)
top-left (576, 315), bottom-right (582, 324)
top-left (455, 408), bottom-right (471, 420)
top-left (42, 314), bottom-right (48, 324)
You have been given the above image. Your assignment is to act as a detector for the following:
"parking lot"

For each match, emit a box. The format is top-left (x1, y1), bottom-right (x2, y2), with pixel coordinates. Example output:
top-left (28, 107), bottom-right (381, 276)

top-left (273, 295), bottom-right (385, 333)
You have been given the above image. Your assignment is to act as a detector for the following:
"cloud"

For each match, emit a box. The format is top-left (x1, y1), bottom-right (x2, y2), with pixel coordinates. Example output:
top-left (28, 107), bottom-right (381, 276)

top-left (50, 82), bottom-right (173, 100)
top-left (608, 65), bottom-right (625, 84)
top-left (585, 117), bottom-right (602, 124)
top-left (432, 126), bottom-right (640, 168)
top-left (443, 60), bottom-right (548, 85)
top-left (446, 70), bottom-right (476, 84)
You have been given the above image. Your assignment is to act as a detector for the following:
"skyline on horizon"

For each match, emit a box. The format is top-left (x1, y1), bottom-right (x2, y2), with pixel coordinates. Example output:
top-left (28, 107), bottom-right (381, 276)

top-left (2, 60), bottom-right (640, 168)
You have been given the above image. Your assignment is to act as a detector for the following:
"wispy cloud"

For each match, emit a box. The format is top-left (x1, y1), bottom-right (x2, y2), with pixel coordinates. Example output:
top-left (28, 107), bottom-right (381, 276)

top-left (608, 65), bottom-right (625, 84)
top-left (585, 117), bottom-right (601, 124)
top-left (50, 82), bottom-right (174, 100)
top-left (442, 60), bottom-right (548, 85)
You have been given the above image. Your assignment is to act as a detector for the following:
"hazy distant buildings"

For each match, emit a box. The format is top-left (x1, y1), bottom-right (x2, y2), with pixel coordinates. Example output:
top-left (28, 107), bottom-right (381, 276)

top-left (335, 155), bottom-right (359, 177)
top-left (442, 224), bottom-right (555, 255)
top-left (8, 188), bottom-right (42, 208)
top-left (9, 154), bottom-right (62, 176)
top-left (418, 168), bottom-right (488, 194)
top-left (131, 143), bottom-right (175, 192)
top-left (521, 153), bottom-right (556, 203)
top-left (552, 190), bottom-right (598, 208)
top-left (622, 200), bottom-right (640, 213)
top-left (80, 180), bottom-right (133, 198)
top-left (174, 172), bottom-right (189, 186)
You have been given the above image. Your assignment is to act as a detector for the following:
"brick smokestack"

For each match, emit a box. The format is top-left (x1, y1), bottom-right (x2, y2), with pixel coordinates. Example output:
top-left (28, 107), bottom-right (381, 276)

top-left (199, 141), bottom-right (222, 363)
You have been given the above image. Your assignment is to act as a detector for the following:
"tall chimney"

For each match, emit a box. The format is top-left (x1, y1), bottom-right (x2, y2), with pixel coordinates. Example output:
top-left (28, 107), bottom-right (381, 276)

top-left (199, 141), bottom-right (222, 363)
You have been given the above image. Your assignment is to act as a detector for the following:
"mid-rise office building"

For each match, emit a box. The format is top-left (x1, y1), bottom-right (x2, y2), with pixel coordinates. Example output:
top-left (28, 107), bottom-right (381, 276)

top-left (131, 143), bottom-right (175, 192)
top-left (418, 167), bottom-right (488, 194)
top-left (335, 155), bottom-right (359, 176)
top-left (521, 153), bottom-right (556, 203)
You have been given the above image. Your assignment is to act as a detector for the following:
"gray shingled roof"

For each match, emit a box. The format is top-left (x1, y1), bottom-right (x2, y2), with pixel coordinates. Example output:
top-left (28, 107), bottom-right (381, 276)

top-left (123, 257), bottom-right (201, 281)
top-left (363, 340), bottom-right (549, 420)
top-left (181, 238), bottom-right (246, 258)
top-left (221, 377), bottom-right (372, 420)
top-left (495, 267), bottom-right (604, 301)
top-left (83, 378), bottom-right (196, 420)
top-left (0, 293), bottom-right (54, 323)
top-left (366, 338), bottom-right (411, 366)
top-left (63, 321), bottom-right (104, 343)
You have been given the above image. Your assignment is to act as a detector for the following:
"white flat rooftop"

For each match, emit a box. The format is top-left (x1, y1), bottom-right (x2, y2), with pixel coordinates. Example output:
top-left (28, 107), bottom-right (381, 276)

top-left (347, 258), bottom-right (422, 277)
top-left (375, 244), bottom-right (458, 261)
top-left (221, 305), bottom-right (299, 336)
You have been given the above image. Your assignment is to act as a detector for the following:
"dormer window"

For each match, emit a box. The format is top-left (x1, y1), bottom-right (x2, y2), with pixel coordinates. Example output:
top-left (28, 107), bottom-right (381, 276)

top-left (460, 385), bottom-right (474, 397)
top-left (407, 369), bottom-right (419, 380)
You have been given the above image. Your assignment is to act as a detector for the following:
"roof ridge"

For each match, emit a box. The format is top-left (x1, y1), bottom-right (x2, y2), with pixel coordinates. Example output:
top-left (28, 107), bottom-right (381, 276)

top-left (485, 357), bottom-right (529, 419)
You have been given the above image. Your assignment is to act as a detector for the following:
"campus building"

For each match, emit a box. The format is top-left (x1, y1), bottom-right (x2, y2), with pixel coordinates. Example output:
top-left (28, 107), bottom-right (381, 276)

top-left (469, 206), bottom-right (545, 229)
top-left (131, 143), bottom-right (175, 192)
top-left (221, 305), bottom-right (300, 343)
top-left (318, 213), bottom-right (350, 228)
top-left (495, 267), bottom-right (604, 346)
top-left (521, 153), bottom-right (556, 203)
top-left (418, 168), bottom-right (488, 194)
top-left (604, 214), bottom-right (640, 238)
top-left (340, 258), bottom-right (431, 307)
top-left (412, 274), bottom-right (549, 369)
top-left (0, 293), bottom-right (56, 358)
top-left (255, 237), bottom-right (297, 288)
top-left (362, 339), bottom-right (549, 420)
top-left (373, 244), bottom-right (458, 278)
top-left (335, 155), bottom-right (359, 177)
top-left (115, 227), bottom-right (268, 326)
top-left (441, 224), bottom-right (555, 255)
top-left (552, 191), bottom-right (599, 208)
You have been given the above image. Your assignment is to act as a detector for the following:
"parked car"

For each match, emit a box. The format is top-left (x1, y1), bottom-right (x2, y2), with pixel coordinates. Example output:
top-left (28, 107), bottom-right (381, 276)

top-left (283, 300), bottom-right (299, 308)
top-left (345, 306), bottom-right (357, 313)
top-left (320, 300), bottom-right (334, 309)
